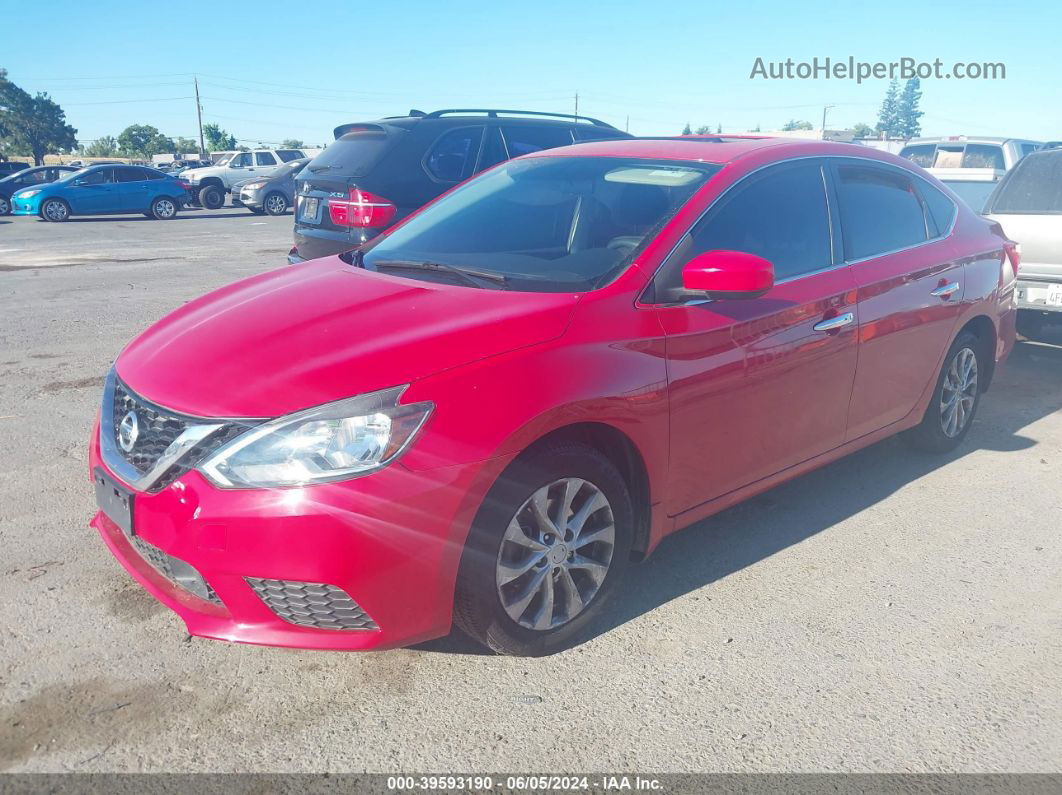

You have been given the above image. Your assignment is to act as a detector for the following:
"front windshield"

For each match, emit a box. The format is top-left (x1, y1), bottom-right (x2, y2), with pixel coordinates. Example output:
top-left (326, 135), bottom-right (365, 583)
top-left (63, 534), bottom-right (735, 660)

top-left (360, 156), bottom-right (718, 292)
top-left (213, 154), bottom-right (233, 167)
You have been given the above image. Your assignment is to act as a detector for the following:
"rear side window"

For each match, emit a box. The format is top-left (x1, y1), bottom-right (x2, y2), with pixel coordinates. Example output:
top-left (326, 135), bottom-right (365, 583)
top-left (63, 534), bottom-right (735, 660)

top-left (502, 126), bottom-right (574, 157)
top-left (961, 144), bottom-right (1004, 170)
top-left (900, 144), bottom-right (936, 168)
top-left (276, 149), bottom-right (304, 162)
top-left (919, 181), bottom-right (958, 233)
top-left (307, 131), bottom-right (394, 177)
top-left (573, 127), bottom-right (627, 142)
top-left (116, 167), bottom-right (145, 183)
top-left (688, 162), bottom-right (833, 281)
top-left (424, 127), bottom-right (484, 182)
top-left (835, 165), bottom-right (928, 259)
top-left (143, 168), bottom-right (165, 180)
top-left (988, 153), bottom-right (1062, 214)
top-left (255, 152), bottom-right (277, 166)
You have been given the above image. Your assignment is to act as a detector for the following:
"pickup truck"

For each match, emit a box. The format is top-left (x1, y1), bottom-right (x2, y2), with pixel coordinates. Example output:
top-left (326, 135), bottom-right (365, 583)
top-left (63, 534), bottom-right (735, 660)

top-left (180, 148), bottom-right (306, 209)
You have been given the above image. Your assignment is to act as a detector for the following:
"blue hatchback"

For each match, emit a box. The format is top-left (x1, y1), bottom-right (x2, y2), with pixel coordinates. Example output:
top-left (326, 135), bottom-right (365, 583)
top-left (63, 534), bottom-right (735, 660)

top-left (10, 164), bottom-right (192, 222)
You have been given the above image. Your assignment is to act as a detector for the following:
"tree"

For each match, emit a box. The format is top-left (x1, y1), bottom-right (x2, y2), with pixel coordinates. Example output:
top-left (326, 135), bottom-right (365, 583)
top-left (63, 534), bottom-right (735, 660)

top-left (850, 122), bottom-right (875, 139)
top-left (694, 125), bottom-right (712, 134)
top-left (82, 136), bottom-right (118, 157)
top-left (281, 138), bottom-right (306, 149)
top-left (203, 123), bottom-right (237, 151)
top-left (117, 124), bottom-right (175, 159)
top-left (716, 123), bottom-right (722, 134)
top-left (781, 119), bottom-right (813, 131)
top-left (175, 136), bottom-right (199, 154)
top-left (681, 123), bottom-right (692, 135)
top-left (0, 70), bottom-right (78, 165)
top-left (896, 78), bottom-right (923, 138)
top-left (876, 79), bottom-right (900, 136)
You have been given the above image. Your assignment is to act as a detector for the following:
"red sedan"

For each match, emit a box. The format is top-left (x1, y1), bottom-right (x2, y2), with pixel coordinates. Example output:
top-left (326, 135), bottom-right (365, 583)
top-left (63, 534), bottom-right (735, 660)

top-left (90, 137), bottom-right (1017, 656)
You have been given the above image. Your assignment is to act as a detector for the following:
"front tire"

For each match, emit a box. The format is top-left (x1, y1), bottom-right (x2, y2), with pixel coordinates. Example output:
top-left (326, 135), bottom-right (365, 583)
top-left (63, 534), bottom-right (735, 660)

top-left (0, 196), bottom-right (10, 216)
top-left (263, 192), bottom-right (288, 216)
top-left (903, 331), bottom-right (984, 453)
top-left (40, 198), bottom-right (70, 222)
top-left (198, 185), bottom-right (224, 210)
top-left (454, 442), bottom-right (633, 656)
top-left (150, 196), bottom-right (178, 220)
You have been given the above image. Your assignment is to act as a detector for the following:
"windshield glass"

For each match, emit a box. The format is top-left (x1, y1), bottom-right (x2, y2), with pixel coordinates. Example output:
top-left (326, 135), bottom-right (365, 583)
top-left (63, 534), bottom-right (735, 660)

top-left (987, 152), bottom-right (1062, 214)
top-left (942, 180), bottom-right (997, 214)
top-left (213, 154), bottom-right (233, 167)
top-left (361, 157), bottom-right (718, 292)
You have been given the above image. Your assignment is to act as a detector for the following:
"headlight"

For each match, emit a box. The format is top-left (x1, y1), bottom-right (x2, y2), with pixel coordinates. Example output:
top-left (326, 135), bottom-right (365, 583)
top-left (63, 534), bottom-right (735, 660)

top-left (16, 189), bottom-right (41, 199)
top-left (243, 181), bottom-right (266, 190)
top-left (198, 386), bottom-right (432, 489)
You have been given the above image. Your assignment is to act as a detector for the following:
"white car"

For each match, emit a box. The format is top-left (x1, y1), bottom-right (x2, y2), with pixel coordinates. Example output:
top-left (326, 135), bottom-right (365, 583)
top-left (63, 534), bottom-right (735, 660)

top-left (181, 148), bottom-right (306, 209)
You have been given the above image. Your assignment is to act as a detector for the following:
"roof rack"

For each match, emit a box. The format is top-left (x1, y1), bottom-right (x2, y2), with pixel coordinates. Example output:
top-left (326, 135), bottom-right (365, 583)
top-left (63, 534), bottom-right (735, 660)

top-left (572, 135), bottom-right (770, 146)
top-left (424, 109), bottom-right (614, 128)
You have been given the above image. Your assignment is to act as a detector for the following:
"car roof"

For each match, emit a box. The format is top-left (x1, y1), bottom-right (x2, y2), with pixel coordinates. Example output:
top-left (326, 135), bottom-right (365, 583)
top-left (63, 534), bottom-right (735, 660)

top-left (903, 136), bottom-right (1041, 145)
top-left (519, 136), bottom-right (895, 166)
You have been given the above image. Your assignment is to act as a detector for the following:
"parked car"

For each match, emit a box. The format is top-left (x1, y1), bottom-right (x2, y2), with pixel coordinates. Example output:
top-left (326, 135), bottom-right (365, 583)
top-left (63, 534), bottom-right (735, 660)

top-left (231, 157), bottom-right (309, 215)
top-left (290, 108), bottom-right (632, 263)
top-left (10, 164), bottom-right (192, 221)
top-left (900, 136), bottom-right (1042, 173)
top-left (0, 165), bottom-right (79, 215)
top-left (180, 148), bottom-right (306, 209)
top-left (90, 138), bottom-right (1016, 656)
top-left (0, 161), bottom-right (30, 178)
top-left (984, 147), bottom-right (1062, 338)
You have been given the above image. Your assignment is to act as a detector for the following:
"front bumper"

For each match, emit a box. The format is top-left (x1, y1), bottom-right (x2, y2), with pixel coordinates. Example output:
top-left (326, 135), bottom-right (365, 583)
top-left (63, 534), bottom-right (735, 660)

top-left (232, 187), bottom-right (265, 209)
top-left (11, 194), bottom-right (42, 215)
top-left (1016, 279), bottom-right (1062, 314)
top-left (89, 419), bottom-right (497, 650)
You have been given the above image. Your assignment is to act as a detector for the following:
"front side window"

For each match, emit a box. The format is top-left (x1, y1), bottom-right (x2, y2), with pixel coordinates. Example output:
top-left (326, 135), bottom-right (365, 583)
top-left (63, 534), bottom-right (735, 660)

top-left (255, 152), bottom-right (277, 166)
top-left (231, 153), bottom-right (252, 167)
top-left (684, 162), bottom-right (833, 283)
top-left (987, 152), bottom-right (1062, 214)
top-left (425, 127), bottom-right (484, 182)
top-left (75, 168), bottom-right (114, 185)
top-left (361, 157), bottom-right (717, 292)
top-left (501, 126), bottom-right (574, 157)
top-left (835, 165), bottom-right (928, 259)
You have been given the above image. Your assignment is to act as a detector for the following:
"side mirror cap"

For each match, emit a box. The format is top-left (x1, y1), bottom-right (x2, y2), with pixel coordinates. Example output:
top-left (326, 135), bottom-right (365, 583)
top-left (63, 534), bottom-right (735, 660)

top-left (681, 250), bottom-right (775, 299)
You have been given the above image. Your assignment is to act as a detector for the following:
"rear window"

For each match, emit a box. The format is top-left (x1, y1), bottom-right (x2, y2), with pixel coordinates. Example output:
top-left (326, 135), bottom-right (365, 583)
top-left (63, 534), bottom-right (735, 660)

top-left (988, 152), bottom-right (1062, 214)
top-left (305, 131), bottom-right (395, 177)
top-left (276, 149), bottom-right (304, 162)
top-left (961, 144), bottom-right (1004, 170)
top-left (900, 144), bottom-right (935, 168)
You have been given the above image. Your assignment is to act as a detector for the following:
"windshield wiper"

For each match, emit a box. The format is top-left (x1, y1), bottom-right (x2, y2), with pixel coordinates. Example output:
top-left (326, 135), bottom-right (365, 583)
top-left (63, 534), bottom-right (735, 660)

top-left (371, 260), bottom-right (510, 290)
top-left (308, 164), bottom-right (339, 173)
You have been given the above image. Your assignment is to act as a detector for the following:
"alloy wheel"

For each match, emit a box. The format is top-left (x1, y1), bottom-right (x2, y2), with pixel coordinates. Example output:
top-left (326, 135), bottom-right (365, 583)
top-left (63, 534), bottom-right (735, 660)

top-left (43, 200), bottom-right (68, 221)
top-left (265, 194), bottom-right (287, 215)
top-left (495, 477), bottom-right (615, 631)
top-left (154, 199), bottom-right (176, 219)
top-left (940, 347), bottom-right (978, 437)
top-left (0, 197), bottom-right (9, 215)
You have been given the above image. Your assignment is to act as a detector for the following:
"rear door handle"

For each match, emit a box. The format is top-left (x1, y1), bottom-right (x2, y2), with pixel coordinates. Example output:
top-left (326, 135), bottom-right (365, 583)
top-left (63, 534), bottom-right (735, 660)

top-left (931, 281), bottom-right (960, 299)
top-left (813, 312), bottom-right (855, 332)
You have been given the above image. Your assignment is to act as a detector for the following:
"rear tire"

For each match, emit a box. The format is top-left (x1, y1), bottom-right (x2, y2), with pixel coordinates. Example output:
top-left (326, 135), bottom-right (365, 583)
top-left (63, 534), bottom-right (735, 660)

top-left (198, 185), bottom-right (224, 210)
top-left (453, 442), bottom-right (633, 656)
top-left (902, 331), bottom-right (984, 453)
top-left (263, 191), bottom-right (288, 216)
top-left (0, 196), bottom-right (10, 216)
top-left (150, 196), bottom-right (178, 220)
top-left (40, 198), bottom-right (70, 222)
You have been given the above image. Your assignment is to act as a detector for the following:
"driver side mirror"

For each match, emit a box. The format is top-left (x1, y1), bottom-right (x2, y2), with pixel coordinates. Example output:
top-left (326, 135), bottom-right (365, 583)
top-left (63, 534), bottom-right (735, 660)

top-left (681, 250), bottom-right (774, 300)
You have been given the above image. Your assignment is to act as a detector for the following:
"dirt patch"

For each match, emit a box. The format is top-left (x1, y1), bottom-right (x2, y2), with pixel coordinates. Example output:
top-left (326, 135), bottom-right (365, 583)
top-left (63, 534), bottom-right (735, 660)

top-left (40, 376), bottom-right (104, 394)
top-left (101, 582), bottom-right (166, 623)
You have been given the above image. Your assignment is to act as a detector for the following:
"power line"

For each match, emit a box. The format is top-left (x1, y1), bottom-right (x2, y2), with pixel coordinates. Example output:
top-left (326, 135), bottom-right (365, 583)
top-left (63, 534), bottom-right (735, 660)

top-left (64, 96), bottom-right (193, 106)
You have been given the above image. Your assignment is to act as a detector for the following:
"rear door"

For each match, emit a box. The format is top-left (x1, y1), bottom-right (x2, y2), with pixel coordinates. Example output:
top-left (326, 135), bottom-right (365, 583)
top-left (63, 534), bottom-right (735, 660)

top-left (835, 161), bottom-right (965, 439)
top-left (254, 151), bottom-right (280, 177)
top-left (116, 166), bottom-right (152, 211)
top-left (655, 159), bottom-right (859, 514)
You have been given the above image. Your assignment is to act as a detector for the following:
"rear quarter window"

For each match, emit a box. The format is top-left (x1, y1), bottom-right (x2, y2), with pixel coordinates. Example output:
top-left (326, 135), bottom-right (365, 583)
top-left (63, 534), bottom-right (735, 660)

top-left (501, 126), bottom-right (574, 157)
top-left (988, 153), bottom-right (1062, 214)
top-left (920, 180), bottom-right (959, 231)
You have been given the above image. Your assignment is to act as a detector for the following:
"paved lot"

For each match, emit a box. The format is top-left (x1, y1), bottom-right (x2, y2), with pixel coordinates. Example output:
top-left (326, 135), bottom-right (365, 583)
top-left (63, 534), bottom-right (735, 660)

top-left (0, 208), bottom-right (1060, 773)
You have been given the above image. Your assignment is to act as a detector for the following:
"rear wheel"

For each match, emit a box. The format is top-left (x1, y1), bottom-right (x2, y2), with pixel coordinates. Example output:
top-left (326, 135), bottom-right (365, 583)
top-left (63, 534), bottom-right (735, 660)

top-left (40, 198), bottom-right (70, 222)
top-left (150, 196), bottom-right (178, 220)
top-left (198, 185), bottom-right (224, 210)
top-left (903, 331), bottom-right (984, 453)
top-left (263, 192), bottom-right (288, 216)
top-left (454, 442), bottom-right (633, 656)
top-left (0, 196), bottom-right (10, 216)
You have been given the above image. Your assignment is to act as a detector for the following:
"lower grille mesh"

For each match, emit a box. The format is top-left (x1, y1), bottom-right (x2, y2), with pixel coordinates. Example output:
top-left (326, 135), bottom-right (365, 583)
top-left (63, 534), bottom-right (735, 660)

top-left (246, 578), bottom-right (378, 630)
top-left (131, 536), bottom-right (220, 604)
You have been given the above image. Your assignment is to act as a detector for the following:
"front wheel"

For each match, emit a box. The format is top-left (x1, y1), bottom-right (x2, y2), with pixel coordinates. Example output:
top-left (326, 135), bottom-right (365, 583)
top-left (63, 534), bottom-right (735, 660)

top-left (40, 198), bottom-right (70, 222)
top-left (903, 331), bottom-right (984, 453)
top-left (454, 442), bottom-right (633, 656)
top-left (198, 185), bottom-right (224, 210)
top-left (0, 196), bottom-right (10, 216)
top-left (150, 196), bottom-right (178, 220)
top-left (263, 192), bottom-right (288, 216)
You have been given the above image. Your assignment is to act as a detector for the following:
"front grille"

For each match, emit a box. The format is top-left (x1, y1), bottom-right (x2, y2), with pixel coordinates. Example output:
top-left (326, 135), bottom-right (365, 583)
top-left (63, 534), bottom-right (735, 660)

top-left (131, 535), bottom-right (220, 604)
top-left (246, 578), bottom-right (378, 631)
top-left (112, 379), bottom-right (190, 475)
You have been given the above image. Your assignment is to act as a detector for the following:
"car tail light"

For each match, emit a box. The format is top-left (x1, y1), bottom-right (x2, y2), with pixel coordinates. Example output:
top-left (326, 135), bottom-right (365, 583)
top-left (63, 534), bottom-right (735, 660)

top-left (327, 188), bottom-right (396, 228)
top-left (177, 180), bottom-right (192, 191)
top-left (1004, 240), bottom-right (1021, 272)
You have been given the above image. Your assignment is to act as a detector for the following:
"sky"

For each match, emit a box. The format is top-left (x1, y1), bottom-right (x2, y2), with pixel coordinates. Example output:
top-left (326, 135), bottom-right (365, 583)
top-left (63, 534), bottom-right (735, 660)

top-left (3, 0), bottom-right (1060, 147)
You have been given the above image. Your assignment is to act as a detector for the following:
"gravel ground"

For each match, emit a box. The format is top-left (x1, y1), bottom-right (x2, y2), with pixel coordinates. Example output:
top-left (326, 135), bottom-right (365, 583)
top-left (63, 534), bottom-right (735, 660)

top-left (0, 209), bottom-right (1059, 773)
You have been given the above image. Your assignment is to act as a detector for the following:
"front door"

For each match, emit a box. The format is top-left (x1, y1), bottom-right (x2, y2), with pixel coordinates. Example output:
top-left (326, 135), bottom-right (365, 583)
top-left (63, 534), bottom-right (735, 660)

top-left (653, 159), bottom-right (859, 515)
top-left (67, 167), bottom-right (122, 213)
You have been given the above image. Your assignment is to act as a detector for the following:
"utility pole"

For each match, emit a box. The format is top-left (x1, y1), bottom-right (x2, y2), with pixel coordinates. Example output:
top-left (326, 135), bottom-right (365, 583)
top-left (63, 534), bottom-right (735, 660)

top-left (574, 91), bottom-right (579, 118)
top-left (194, 76), bottom-right (206, 156)
top-left (625, 115), bottom-right (629, 133)
top-left (821, 104), bottom-right (835, 133)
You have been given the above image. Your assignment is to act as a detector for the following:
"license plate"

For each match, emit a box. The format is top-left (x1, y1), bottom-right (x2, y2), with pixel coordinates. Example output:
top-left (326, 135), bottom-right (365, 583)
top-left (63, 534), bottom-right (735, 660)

top-left (94, 468), bottom-right (134, 536)
top-left (1048, 283), bottom-right (1062, 307)
top-left (299, 196), bottom-right (320, 222)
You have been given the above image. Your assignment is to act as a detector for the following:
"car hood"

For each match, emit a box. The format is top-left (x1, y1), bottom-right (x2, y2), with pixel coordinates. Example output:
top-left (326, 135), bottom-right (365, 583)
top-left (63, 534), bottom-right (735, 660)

top-left (116, 256), bottom-right (580, 418)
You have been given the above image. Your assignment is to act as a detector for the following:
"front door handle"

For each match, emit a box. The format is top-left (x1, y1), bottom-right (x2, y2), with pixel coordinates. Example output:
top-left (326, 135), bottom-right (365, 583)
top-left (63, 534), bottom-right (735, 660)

top-left (813, 312), bottom-right (855, 332)
top-left (931, 281), bottom-right (960, 299)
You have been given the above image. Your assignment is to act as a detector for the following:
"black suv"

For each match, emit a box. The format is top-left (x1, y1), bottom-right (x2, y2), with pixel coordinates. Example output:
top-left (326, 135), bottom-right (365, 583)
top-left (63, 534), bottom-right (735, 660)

top-left (289, 108), bottom-right (631, 263)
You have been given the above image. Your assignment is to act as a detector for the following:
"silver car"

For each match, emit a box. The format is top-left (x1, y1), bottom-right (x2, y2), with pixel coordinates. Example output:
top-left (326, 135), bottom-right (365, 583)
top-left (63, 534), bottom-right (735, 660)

top-left (984, 147), bottom-right (1062, 338)
top-left (230, 157), bottom-right (309, 216)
